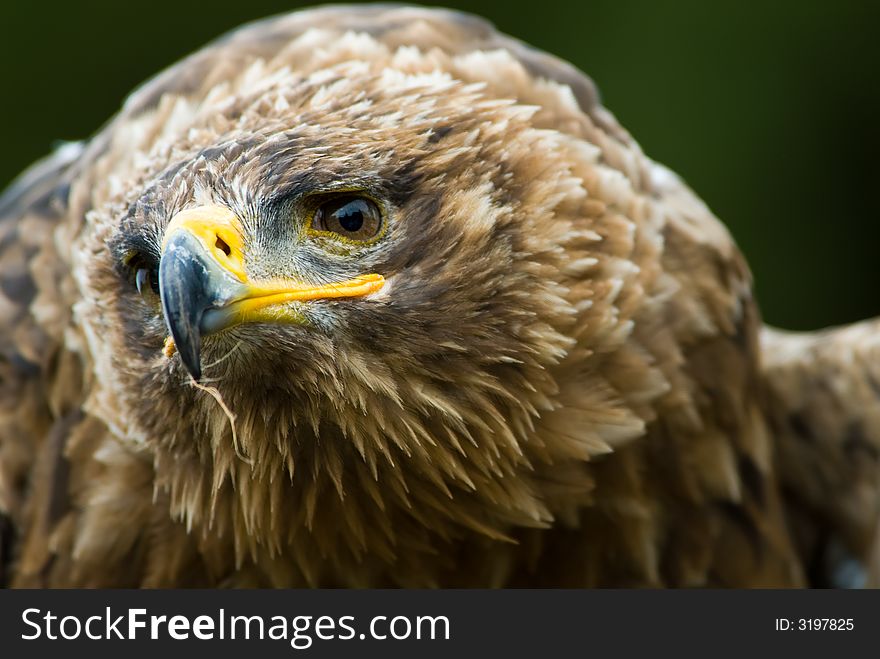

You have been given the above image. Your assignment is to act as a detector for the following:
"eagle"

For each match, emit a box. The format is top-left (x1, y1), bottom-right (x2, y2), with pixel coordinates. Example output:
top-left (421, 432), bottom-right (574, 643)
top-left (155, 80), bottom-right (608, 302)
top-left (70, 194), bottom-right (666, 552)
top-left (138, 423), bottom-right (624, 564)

top-left (1, 4), bottom-right (878, 588)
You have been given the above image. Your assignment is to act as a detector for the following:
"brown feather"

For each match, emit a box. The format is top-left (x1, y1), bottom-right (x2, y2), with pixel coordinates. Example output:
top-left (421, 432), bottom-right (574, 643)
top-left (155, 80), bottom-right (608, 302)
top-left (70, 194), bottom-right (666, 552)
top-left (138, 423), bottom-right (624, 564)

top-left (0, 5), bottom-right (876, 587)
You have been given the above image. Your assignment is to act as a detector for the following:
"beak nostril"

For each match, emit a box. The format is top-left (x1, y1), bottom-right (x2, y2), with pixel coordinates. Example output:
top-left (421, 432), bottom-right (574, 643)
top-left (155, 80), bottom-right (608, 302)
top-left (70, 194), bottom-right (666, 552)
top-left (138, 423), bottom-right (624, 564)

top-left (215, 236), bottom-right (231, 256)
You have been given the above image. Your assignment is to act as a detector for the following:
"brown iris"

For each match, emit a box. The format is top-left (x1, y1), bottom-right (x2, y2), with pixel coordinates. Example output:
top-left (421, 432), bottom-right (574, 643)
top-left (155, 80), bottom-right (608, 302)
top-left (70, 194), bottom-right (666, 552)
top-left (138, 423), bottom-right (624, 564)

top-left (311, 196), bottom-right (383, 241)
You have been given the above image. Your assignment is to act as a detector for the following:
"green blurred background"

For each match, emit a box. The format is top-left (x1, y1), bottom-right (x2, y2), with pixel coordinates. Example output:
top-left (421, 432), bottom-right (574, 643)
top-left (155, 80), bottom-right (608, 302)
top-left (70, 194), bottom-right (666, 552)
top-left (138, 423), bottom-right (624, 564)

top-left (2, 1), bottom-right (878, 330)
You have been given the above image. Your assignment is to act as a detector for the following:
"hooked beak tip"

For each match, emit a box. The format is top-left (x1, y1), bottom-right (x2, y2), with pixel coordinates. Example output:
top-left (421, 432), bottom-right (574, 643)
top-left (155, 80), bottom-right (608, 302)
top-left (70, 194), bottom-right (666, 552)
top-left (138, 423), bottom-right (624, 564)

top-left (159, 231), bottom-right (214, 381)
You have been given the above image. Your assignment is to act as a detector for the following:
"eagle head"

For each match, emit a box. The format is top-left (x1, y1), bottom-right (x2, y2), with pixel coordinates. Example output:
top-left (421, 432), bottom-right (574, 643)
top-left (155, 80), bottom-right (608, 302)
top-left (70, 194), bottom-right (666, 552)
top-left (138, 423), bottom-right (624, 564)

top-left (72, 19), bottom-right (643, 577)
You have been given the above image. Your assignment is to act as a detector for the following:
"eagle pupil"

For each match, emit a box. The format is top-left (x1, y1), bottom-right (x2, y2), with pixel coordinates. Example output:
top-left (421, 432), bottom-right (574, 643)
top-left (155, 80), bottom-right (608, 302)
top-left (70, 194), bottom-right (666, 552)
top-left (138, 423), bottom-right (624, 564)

top-left (337, 205), bottom-right (365, 232)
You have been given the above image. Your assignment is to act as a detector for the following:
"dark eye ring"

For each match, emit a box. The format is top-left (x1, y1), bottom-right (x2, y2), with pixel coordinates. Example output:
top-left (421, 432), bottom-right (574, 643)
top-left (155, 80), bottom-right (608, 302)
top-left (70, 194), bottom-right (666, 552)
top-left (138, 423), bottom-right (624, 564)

top-left (311, 195), bottom-right (383, 242)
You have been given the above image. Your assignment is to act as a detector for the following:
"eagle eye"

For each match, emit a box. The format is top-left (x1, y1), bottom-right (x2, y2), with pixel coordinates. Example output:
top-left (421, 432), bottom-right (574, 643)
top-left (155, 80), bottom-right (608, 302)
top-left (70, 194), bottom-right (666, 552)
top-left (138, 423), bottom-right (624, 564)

top-left (311, 196), bottom-right (383, 242)
top-left (136, 267), bottom-right (160, 295)
top-left (123, 251), bottom-right (160, 296)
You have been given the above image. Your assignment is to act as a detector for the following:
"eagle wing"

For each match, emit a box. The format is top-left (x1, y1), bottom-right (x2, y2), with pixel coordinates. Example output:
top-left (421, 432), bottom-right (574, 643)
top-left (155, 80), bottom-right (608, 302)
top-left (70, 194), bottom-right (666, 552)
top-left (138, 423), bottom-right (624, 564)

top-left (763, 323), bottom-right (880, 586)
top-left (0, 142), bottom-right (85, 586)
